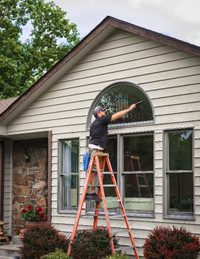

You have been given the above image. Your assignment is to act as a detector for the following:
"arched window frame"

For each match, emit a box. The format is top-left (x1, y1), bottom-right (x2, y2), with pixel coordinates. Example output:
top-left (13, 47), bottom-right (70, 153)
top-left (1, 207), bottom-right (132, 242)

top-left (86, 81), bottom-right (155, 129)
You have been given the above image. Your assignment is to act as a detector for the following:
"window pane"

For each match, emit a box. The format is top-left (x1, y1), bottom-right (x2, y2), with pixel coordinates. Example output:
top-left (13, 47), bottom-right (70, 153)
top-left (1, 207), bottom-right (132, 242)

top-left (168, 130), bottom-right (192, 170)
top-left (169, 173), bottom-right (193, 213)
top-left (62, 139), bottom-right (79, 208)
top-left (62, 175), bottom-right (78, 207)
top-left (105, 136), bottom-right (117, 172)
top-left (95, 84), bottom-right (153, 124)
top-left (123, 134), bottom-right (154, 212)
top-left (124, 173), bottom-right (153, 198)
top-left (124, 134), bottom-right (153, 171)
top-left (62, 140), bottom-right (79, 173)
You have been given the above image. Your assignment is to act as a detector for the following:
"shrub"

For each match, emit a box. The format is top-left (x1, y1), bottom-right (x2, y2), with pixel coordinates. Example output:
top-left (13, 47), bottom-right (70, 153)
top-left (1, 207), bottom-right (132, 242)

top-left (19, 222), bottom-right (69, 259)
top-left (41, 248), bottom-right (70, 259)
top-left (143, 225), bottom-right (200, 259)
top-left (70, 227), bottom-right (119, 259)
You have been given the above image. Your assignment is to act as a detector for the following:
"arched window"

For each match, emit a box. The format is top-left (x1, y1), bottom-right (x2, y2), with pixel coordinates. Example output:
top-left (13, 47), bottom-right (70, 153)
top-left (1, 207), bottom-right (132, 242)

top-left (88, 82), bottom-right (154, 127)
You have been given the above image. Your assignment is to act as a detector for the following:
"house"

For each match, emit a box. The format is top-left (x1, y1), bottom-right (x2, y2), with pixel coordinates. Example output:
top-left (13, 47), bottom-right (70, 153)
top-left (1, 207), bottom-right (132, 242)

top-left (0, 16), bottom-right (200, 257)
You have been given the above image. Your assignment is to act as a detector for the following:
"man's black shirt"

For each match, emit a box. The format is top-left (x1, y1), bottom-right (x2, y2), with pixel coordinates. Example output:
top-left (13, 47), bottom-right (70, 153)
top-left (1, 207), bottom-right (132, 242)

top-left (89, 115), bottom-right (112, 149)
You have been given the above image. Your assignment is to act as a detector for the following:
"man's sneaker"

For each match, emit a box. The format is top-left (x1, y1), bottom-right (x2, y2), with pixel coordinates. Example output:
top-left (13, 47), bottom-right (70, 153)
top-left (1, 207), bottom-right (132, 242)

top-left (91, 193), bottom-right (102, 202)
top-left (85, 193), bottom-right (93, 201)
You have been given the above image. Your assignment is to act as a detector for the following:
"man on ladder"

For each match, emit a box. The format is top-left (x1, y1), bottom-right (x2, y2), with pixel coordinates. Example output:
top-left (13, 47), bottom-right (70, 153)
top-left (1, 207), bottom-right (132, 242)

top-left (68, 102), bottom-right (140, 258)
top-left (85, 103), bottom-right (136, 201)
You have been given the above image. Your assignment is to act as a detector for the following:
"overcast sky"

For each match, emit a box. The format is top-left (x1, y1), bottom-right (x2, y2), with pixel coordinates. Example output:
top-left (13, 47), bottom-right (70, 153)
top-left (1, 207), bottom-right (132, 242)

top-left (44, 0), bottom-right (200, 47)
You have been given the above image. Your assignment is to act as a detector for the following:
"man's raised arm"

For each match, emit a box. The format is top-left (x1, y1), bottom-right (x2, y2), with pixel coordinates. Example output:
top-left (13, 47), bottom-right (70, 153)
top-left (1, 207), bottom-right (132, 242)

top-left (111, 104), bottom-right (136, 121)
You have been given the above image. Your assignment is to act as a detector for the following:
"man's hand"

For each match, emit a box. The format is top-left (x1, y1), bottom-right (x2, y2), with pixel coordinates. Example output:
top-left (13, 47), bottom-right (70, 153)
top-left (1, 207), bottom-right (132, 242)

top-left (129, 104), bottom-right (136, 110)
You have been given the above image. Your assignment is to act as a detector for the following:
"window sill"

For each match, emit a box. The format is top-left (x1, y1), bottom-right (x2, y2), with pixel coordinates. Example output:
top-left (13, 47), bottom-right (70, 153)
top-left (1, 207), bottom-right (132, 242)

top-left (126, 212), bottom-right (155, 218)
top-left (164, 214), bottom-right (195, 221)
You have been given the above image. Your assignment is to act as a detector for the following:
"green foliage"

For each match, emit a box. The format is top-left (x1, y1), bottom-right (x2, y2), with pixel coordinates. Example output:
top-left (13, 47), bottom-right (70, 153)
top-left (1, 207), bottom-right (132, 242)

top-left (103, 252), bottom-right (129, 259)
top-left (143, 225), bottom-right (200, 259)
top-left (70, 227), bottom-right (119, 259)
top-left (19, 222), bottom-right (69, 259)
top-left (0, 0), bottom-right (80, 99)
top-left (42, 248), bottom-right (70, 259)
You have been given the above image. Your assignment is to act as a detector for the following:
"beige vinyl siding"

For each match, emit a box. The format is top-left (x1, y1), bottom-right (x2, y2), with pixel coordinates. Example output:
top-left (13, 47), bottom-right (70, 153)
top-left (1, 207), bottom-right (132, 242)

top-left (5, 29), bottom-right (200, 257)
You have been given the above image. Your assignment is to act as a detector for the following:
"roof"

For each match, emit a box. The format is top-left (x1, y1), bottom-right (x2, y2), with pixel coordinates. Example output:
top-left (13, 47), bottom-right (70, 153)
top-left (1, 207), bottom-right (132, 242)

top-left (0, 97), bottom-right (18, 114)
top-left (1, 16), bottom-right (200, 124)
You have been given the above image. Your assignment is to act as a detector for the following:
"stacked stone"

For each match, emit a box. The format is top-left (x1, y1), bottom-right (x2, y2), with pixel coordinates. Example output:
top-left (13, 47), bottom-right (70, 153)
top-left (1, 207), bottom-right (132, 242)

top-left (12, 139), bottom-right (48, 234)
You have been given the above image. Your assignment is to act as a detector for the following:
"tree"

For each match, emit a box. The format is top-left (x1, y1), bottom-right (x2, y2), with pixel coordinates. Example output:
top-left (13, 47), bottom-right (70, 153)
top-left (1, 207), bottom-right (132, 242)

top-left (0, 0), bottom-right (80, 99)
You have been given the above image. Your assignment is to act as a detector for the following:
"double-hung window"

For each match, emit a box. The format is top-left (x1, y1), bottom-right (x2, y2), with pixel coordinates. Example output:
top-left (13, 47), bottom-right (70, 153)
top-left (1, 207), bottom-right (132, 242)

top-left (123, 133), bottom-right (154, 214)
top-left (165, 129), bottom-right (193, 217)
top-left (59, 139), bottom-right (79, 211)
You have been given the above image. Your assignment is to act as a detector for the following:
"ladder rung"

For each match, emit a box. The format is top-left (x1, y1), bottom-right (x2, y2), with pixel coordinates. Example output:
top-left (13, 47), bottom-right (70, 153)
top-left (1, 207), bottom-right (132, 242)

top-left (91, 169), bottom-right (104, 172)
top-left (101, 172), bottom-right (112, 174)
top-left (87, 210), bottom-right (117, 214)
top-left (139, 185), bottom-right (148, 188)
top-left (103, 184), bottom-right (116, 187)
top-left (87, 184), bottom-right (117, 187)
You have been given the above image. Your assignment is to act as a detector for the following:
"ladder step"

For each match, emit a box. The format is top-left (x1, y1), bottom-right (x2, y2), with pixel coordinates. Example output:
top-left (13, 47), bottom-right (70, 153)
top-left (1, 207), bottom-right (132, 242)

top-left (139, 185), bottom-right (148, 188)
top-left (103, 184), bottom-right (116, 187)
top-left (91, 169), bottom-right (104, 172)
top-left (91, 152), bottom-right (109, 157)
top-left (87, 184), bottom-right (117, 187)
top-left (92, 212), bottom-right (121, 217)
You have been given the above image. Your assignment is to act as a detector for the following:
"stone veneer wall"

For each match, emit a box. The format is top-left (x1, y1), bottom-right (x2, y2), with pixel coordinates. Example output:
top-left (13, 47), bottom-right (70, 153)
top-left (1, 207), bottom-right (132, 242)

top-left (12, 138), bottom-right (48, 235)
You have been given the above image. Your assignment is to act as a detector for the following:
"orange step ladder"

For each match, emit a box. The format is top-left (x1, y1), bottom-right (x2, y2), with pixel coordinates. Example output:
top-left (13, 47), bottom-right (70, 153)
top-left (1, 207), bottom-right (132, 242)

top-left (130, 155), bottom-right (152, 198)
top-left (67, 152), bottom-right (139, 259)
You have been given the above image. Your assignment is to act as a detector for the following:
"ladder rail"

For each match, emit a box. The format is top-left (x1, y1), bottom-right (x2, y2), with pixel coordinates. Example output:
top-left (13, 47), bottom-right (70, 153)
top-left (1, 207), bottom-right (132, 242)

top-left (67, 157), bottom-right (95, 255)
top-left (67, 153), bottom-right (139, 259)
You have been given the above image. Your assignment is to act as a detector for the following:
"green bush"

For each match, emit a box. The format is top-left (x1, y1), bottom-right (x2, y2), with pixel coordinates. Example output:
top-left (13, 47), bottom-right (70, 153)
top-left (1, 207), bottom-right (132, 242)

top-left (70, 227), bottom-right (119, 259)
top-left (42, 248), bottom-right (70, 259)
top-left (103, 252), bottom-right (129, 259)
top-left (143, 225), bottom-right (200, 259)
top-left (19, 222), bottom-right (69, 259)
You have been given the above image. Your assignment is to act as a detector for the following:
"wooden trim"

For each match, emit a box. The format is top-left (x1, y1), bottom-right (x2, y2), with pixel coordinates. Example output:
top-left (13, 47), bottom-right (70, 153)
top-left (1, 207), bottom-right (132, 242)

top-left (0, 142), bottom-right (4, 220)
top-left (47, 131), bottom-right (52, 223)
